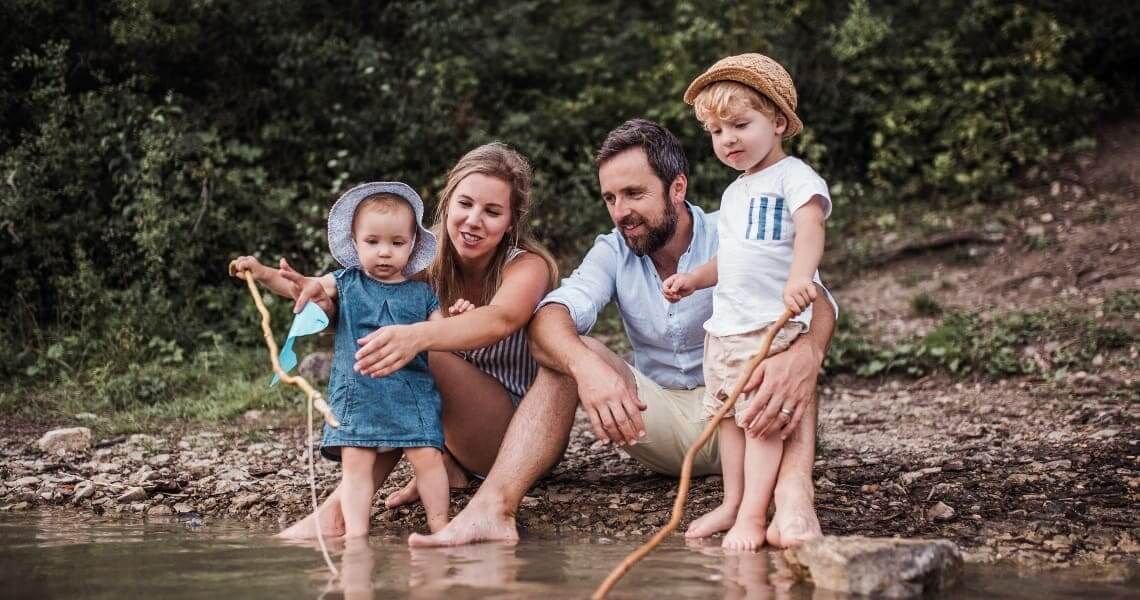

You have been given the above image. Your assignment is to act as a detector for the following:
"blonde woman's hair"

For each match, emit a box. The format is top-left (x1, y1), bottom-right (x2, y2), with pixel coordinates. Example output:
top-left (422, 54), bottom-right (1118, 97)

top-left (693, 80), bottom-right (783, 125)
top-left (428, 142), bottom-right (559, 312)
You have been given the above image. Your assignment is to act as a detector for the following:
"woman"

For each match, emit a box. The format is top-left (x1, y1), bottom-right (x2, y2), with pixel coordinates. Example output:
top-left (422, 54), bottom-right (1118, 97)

top-left (278, 142), bottom-right (559, 539)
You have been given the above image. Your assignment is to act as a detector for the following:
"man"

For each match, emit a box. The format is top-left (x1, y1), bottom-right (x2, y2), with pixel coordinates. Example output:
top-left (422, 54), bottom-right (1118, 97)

top-left (410, 119), bottom-right (833, 547)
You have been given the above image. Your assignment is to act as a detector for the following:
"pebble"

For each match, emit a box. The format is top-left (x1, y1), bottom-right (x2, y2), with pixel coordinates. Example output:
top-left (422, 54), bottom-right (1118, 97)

top-left (147, 504), bottom-right (174, 516)
top-left (14, 476), bottom-right (41, 488)
top-left (73, 482), bottom-right (96, 502)
top-left (116, 487), bottom-right (148, 503)
top-left (174, 503), bottom-right (194, 514)
top-left (231, 493), bottom-right (261, 510)
top-left (927, 502), bottom-right (955, 521)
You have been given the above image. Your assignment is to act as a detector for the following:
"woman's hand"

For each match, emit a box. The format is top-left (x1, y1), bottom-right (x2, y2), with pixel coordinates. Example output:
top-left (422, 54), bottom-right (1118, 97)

top-left (354, 324), bottom-right (426, 378)
top-left (278, 258), bottom-right (334, 315)
top-left (448, 298), bottom-right (476, 316)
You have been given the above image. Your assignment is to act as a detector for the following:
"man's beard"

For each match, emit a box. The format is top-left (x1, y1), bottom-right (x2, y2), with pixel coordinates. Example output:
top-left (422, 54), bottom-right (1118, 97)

top-left (621, 200), bottom-right (678, 257)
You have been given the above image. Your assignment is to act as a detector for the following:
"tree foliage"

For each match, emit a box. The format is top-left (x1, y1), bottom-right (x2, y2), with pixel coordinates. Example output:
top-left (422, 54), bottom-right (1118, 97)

top-left (1, 0), bottom-right (1136, 384)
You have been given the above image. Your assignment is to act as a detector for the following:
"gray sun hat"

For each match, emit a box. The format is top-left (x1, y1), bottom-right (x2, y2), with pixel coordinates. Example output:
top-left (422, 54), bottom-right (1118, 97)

top-left (327, 181), bottom-right (438, 275)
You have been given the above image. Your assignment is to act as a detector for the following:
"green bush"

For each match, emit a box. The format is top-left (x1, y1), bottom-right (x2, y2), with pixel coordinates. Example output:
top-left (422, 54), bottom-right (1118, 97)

top-left (1, 0), bottom-right (1137, 393)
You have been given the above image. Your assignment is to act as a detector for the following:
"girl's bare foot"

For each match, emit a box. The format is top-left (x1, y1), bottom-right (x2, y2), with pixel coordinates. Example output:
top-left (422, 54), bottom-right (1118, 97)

top-left (684, 502), bottom-right (739, 538)
top-left (722, 516), bottom-right (766, 552)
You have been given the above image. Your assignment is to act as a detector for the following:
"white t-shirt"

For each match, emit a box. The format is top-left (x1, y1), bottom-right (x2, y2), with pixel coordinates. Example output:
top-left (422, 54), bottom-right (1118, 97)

top-left (704, 156), bottom-right (832, 337)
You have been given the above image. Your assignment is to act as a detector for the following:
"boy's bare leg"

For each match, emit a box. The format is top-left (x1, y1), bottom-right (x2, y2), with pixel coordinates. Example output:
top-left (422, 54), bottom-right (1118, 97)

top-left (767, 405), bottom-right (821, 547)
top-left (686, 419), bottom-right (744, 538)
top-left (278, 450), bottom-right (400, 540)
top-left (724, 434), bottom-right (782, 551)
top-left (404, 447), bottom-right (450, 533)
top-left (408, 366), bottom-right (577, 547)
top-left (341, 447), bottom-right (381, 538)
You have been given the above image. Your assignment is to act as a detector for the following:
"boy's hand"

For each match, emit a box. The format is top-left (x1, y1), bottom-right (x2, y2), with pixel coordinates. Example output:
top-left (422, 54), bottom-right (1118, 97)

top-left (662, 272), bottom-right (696, 303)
top-left (783, 277), bottom-right (817, 314)
top-left (448, 298), bottom-right (475, 316)
top-left (230, 256), bottom-right (265, 280)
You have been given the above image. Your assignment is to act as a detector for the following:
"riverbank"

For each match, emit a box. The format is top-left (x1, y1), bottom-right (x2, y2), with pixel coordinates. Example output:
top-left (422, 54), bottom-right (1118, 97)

top-left (2, 367), bottom-right (1136, 572)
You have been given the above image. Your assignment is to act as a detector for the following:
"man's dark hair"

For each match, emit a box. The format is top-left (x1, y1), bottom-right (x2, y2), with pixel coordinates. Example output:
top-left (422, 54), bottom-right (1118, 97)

top-left (595, 118), bottom-right (689, 194)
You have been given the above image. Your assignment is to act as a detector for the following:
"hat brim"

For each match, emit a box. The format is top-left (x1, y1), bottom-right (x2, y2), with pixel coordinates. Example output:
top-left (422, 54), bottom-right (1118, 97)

top-left (683, 66), bottom-right (803, 139)
top-left (327, 182), bottom-right (438, 276)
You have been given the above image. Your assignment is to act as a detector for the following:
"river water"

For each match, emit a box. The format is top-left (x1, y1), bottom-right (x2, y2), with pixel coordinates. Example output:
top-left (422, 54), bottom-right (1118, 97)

top-left (0, 513), bottom-right (1134, 599)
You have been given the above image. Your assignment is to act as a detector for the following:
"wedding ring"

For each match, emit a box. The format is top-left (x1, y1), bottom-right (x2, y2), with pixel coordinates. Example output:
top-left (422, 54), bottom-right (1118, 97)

top-left (779, 407), bottom-right (794, 419)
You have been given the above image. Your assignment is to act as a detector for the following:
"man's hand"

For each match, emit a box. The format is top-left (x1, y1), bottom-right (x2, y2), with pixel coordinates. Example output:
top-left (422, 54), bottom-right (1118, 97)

top-left (737, 338), bottom-right (822, 440)
top-left (783, 276), bottom-right (817, 314)
top-left (278, 258), bottom-right (334, 315)
top-left (573, 354), bottom-right (647, 446)
top-left (662, 272), bottom-right (697, 303)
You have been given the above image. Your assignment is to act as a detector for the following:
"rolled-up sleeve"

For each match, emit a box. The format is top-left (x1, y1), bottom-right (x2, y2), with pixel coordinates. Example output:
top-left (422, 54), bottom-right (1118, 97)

top-left (537, 234), bottom-right (619, 335)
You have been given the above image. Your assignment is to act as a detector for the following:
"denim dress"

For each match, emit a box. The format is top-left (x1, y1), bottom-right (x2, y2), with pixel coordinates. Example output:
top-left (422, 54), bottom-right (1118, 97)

top-left (320, 268), bottom-right (443, 460)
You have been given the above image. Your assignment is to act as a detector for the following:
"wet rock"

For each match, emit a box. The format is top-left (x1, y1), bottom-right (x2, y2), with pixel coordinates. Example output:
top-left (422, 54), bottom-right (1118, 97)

top-left (231, 493), bottom-right (261, 510)
top-left (37, 427), bottom-right (92, 455)
top-left (148, 504), bottom-right (173, 516)
top-left (927, 502), bottom-right (955, 521)
top-left (116, 487), bottom-right (148, 503)
top-left (785, 536), bottom-right (962, 598)
top-left (13, 476), bottom-right (41, 488)
top-left (72, 482), bottom-right (96, 502)
top-left (174, 502), bottom-right (194, 514)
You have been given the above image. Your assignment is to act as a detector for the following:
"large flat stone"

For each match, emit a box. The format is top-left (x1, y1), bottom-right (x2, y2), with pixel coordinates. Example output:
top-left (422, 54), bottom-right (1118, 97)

top-left (37, 427), bottom-right (92, 455)
top-left (785, 535), bottom-right (962, 598)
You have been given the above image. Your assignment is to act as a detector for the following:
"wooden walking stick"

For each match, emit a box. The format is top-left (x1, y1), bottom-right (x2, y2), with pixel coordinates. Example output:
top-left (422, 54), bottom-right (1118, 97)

top-left (229, 261), bottom-right (340, 577)
top-left (591, 308), bottom-right (796, 599)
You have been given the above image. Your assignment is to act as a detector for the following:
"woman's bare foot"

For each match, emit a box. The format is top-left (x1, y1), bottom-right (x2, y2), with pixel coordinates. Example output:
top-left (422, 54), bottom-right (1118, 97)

top-left (385, 452), bottom-right (471, 509)
top-left (722, 516), bottom-right (766, 552)
top-left (684, 502), bottom-right (739, 538)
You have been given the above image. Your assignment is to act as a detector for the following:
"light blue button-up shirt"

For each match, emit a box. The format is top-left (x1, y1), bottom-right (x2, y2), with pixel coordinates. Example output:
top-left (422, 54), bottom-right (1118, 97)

top-left (538, 203), bottom-right (718, 390)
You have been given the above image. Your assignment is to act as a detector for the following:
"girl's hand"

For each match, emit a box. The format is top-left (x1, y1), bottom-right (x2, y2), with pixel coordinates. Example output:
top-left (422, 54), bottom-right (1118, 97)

top-left (278, 258), bottom-right (334, 314)
top-left (230, 256), bottom-right (264, 279)
top-left (783, 277), bottom-right (817, 314)
top-left (662, 272), bottom-right (696, 303)
top-left (448, 298), bottom-right (476, 315)
top-left (354, 324), bottom-right (424, 378)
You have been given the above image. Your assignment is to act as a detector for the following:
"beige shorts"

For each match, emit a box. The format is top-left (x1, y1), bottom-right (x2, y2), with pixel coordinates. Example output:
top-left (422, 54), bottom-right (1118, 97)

top-left (620, 365), bottom-right (721, 477)
top-left (702, 322), bottom-right (806, 428)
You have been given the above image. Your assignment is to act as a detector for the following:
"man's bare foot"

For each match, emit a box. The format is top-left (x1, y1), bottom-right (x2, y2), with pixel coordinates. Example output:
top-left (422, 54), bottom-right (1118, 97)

top-left (684, 502), bottom-right (739, 538)
top-left (722, 517), bottom-right (766, 552)
top-left (766, 480), bottom-right (821, 548)
top-left (407, 498), bottom-right (518, 547)
top-left (276, 504), bottom-right (345, 540)
top-left (385, 452), bottom-right (471, 509)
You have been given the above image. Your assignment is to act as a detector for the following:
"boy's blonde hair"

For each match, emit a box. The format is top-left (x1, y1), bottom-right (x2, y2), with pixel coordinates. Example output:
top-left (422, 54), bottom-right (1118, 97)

top-left (353, 193), bottom-right (415, 236)
top-left (693, 80), bottom-right (783, 126)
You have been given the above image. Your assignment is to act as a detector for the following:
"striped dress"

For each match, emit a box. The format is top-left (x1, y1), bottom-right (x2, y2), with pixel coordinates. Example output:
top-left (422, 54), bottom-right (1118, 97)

top-left (453, 248), bottom-right (539, 401)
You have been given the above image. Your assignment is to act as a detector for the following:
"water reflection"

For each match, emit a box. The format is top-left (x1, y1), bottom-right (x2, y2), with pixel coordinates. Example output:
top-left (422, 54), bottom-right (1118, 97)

top-left (2, 513), bottom-right (1135, 600)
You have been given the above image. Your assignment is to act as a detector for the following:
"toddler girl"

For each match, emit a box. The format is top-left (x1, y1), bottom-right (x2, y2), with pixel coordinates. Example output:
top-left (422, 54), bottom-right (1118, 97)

top-left (233, 181), bottom-right (451, 536)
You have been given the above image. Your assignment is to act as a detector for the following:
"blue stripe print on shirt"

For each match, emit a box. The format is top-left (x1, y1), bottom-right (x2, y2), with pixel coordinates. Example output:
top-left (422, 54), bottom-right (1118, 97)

top-left (757, 197), bottom-right (768, 240)
top-left (772, 197), bottom-right (784, 241)
top-left (746, 197), bottom-right (755, 239)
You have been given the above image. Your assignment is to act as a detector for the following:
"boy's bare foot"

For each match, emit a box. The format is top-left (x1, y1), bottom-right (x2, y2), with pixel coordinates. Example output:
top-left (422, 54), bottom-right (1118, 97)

top-left (684, 503), bottom-right (739, 538)
top-left (407, 496), bottom-right (518, 547)
top-left (385, 452), bottom-right (471, 509)
top-left (722, 517), bottom-right (766, 552)
top-left (766, 479), bottom-right (821, 547)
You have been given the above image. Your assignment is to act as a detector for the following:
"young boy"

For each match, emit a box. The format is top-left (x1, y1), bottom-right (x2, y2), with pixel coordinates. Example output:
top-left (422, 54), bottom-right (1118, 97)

top-left (662, 53), bottom-right (831, 550)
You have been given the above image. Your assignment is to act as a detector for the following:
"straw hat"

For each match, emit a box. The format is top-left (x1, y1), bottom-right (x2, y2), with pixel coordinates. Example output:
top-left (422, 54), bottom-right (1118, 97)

top-left (683, 53), bottom-right (803, 139)
top-left (327, 181), bottom-right (438, 275)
